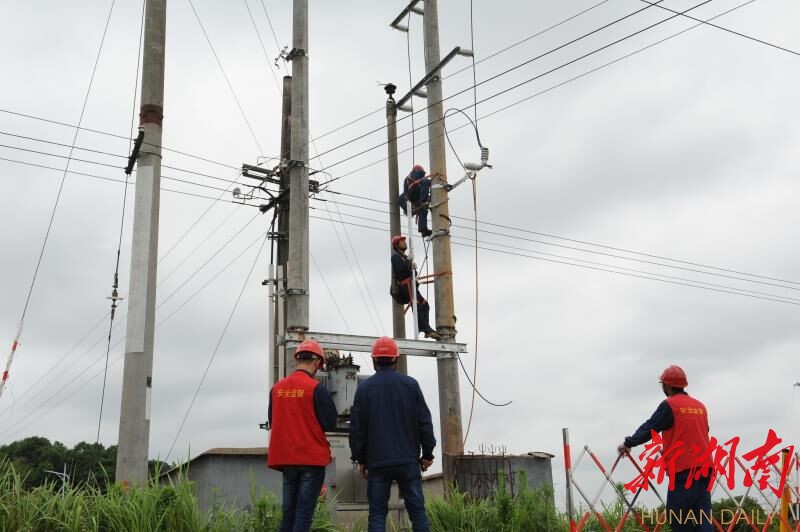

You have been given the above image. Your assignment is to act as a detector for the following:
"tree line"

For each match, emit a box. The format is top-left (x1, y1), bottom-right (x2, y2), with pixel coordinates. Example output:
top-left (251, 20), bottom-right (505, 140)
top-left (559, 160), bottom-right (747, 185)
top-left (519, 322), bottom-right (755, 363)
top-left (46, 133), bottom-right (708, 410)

top-left (0, 436), bottom-right (171, 490)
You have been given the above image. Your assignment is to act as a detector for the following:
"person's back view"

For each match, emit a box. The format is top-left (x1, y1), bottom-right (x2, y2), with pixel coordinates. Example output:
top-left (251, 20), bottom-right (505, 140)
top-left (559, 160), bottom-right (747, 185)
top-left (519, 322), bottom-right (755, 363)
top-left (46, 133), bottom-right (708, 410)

top-left (349, 337), bottom-right (436, 532)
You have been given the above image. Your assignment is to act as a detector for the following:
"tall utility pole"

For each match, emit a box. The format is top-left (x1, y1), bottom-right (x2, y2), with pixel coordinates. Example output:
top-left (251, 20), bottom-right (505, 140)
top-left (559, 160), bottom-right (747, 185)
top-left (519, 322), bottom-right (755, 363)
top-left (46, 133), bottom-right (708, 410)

top-left (423, 0), bottom-right (465, 482)
top-left (116, 0), bottom-right (167, 485)
top-left (384, 84), bottom-right (407, 375)
top-left (272, 75), bottom-right (292, 384)
top-left (286, 0), bottom-right (309, 356)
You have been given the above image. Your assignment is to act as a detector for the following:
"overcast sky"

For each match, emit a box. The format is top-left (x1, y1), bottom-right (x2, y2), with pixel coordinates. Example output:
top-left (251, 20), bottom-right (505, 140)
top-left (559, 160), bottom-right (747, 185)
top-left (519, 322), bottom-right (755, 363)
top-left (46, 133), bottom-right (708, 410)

top-left (1, 0), bottom-right (799, 510)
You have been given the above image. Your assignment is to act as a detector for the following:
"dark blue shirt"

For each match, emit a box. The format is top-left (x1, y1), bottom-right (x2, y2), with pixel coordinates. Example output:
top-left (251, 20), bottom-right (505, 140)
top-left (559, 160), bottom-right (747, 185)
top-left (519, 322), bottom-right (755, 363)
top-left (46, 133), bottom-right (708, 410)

top-left (624, 400), bottom-right (674, 448)
top-left (391, 250), bottom-right (413, 282)
top-left (349, 367), bottom-right (436, 469)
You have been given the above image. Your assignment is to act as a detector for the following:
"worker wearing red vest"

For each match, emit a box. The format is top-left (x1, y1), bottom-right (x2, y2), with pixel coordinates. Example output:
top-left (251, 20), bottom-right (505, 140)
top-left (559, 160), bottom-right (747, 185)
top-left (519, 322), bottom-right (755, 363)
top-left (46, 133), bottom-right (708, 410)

top-left (618, 365), bottom-right (712, 531)
top-left (268, 340), bottom-right (337, 532)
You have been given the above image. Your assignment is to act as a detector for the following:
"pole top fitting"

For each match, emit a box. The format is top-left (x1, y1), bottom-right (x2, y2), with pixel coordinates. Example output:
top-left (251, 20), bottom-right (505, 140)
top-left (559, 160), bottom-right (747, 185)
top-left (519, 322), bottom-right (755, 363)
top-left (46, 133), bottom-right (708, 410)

top-left (384, 83), bottom-right (397, 96)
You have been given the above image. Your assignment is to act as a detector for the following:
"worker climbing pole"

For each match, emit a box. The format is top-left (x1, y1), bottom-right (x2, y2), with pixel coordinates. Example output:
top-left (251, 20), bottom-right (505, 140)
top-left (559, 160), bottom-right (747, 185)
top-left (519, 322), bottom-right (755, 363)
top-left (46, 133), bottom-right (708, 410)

top-left (390, 235), bottom-right (440, 340)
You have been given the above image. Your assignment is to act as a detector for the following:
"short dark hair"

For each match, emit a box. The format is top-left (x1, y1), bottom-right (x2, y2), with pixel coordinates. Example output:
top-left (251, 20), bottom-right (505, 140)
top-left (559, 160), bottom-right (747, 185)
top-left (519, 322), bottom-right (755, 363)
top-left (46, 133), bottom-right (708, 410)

top-left (374, 357), bottom-right (396, 367)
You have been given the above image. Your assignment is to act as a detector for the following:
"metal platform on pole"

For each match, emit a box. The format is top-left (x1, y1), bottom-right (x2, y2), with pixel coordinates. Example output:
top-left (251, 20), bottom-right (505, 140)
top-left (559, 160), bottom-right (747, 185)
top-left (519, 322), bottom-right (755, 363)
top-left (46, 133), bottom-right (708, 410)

top-left (281, 331), bottom-right (466, 358)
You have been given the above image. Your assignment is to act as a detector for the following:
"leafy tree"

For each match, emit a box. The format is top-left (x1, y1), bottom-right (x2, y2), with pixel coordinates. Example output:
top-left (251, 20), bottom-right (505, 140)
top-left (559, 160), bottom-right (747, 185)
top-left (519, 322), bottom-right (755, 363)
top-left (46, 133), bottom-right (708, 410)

top-left (0, 437), bottom-right (172, 491)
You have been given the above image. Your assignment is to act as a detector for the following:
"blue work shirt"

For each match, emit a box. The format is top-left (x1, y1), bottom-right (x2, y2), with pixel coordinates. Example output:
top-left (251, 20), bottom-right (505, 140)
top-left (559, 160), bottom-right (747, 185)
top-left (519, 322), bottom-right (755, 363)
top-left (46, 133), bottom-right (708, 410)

top-left (624, 400), bottom-right (674, 448)
top-left (349, 367), bottom-right (436, 469)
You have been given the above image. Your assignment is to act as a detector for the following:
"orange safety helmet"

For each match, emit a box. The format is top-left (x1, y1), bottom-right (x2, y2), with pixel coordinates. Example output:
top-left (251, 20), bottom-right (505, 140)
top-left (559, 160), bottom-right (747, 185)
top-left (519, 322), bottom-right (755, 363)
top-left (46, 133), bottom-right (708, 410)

top-left (295, 339), bottom-right (325, 370)
top-left (371, 336), bottom-right (399, 359)
top-left (391, 235), bottom-right (407, 249)
top-left (659, 365), bottom-right (688, 388)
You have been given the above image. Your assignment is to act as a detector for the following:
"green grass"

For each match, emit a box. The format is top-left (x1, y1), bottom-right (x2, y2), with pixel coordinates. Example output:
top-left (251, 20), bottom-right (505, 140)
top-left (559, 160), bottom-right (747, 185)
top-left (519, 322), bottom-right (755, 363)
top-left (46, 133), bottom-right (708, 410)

top-left (12, 459), bottom-right (769, 532)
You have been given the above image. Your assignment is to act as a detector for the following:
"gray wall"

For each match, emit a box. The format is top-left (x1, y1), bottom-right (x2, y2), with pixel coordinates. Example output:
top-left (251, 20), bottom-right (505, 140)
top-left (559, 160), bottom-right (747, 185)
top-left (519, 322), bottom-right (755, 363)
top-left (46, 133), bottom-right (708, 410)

top-left (163, 454), bottom-right (283, 513)
top-left (454, 454), bottom-right (554, 502)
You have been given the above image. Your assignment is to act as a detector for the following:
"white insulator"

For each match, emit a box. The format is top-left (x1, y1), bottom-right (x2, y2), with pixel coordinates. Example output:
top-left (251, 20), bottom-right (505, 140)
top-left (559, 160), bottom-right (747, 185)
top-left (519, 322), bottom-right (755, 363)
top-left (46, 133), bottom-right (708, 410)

top-left (410, 6), bottom-right (424, 15)
top-left (457, 48), bottom-right (474, 57)
top-left (397, 103), bottom-right (413, 113)
top-left (414, 88), bottom-right (428, 99)
top-left (464, 162), bottom-right (483, 171)
top-left (392, 23), bottom-right (409, 32)
top-left (480, 147), bottom-right (489, 164)
top-left (232, 187), bottom-right (241, 198)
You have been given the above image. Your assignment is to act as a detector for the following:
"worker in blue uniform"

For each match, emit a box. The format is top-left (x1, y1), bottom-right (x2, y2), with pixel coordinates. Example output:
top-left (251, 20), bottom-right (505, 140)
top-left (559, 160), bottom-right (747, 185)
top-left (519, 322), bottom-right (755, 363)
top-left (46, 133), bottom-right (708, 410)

top-left (349, 336), bottom-right (436, 532)
top-left (398, 164), bottom-right (433, 237)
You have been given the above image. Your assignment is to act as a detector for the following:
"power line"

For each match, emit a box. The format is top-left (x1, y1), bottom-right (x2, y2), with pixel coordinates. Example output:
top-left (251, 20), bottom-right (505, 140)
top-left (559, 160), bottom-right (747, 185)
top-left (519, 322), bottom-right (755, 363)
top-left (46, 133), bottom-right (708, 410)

top-left (311, 0), bottom-right (761, 189)
top-left (307, 0), bottom-right (615, 146)
top-left (186, 0), bottom-right (265, 155)
top-left (306, 213), bottom-right (800, 308)
top-left (165, 233), bottom-right (268, 462)
top-left (0, 227), bottom-right (270, 438)
top-left (319, 0), bottom-right (797, 171)
top-left (641, 0), bottom-right (800, 57)
top-left (0, 108), bottom-right (260, 170)
top-left (313, 194), bottom-right (800, 290)
top-left (97, 0), bottom-right (146, 444)
top-left (313, 0), bottom-right (675, 168)
top-left (0, 146), bottom-right (253, 197)
top-left (319, 0), bottom-right (718, 179)
top-left (0, 128), bottom-right (258, 192)
top-left (244, 0), bottom-right (282, 94)
top-left (0, 155), bottom-right (252, 204)
top-left (1, 0), bottom-right (117, 402)
top-left (249, 3), bottom-right (388, 336)
top-left (0, 200), bottom-right (260, 427)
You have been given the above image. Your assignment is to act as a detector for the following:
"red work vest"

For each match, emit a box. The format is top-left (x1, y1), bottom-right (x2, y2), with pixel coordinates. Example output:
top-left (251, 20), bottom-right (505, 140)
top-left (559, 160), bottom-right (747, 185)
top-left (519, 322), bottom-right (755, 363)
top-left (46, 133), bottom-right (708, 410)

top-left (662, 394), bottom-right (710, 475)
top-left (267, 370), bottom-right (331, 470)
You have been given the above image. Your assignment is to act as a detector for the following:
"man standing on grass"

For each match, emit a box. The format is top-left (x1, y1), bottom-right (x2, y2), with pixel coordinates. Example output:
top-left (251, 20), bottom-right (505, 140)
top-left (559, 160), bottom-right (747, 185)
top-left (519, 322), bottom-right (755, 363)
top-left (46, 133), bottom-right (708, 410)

top-left (619, 365), bottom-right (712, 531)
top-left (349, 336), bottom-right (436, 532)
top-left (268, 339), bottom-right (337, 532)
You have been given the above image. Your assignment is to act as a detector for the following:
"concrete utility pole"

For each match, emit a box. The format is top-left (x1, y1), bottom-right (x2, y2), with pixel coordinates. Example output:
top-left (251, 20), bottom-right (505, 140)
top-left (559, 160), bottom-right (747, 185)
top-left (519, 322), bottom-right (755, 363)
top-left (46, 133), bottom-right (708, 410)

top-left (286, 0), bottom-right (309, 356)
top-left (423, 0), bottom-right (464, 482)
top-left (272, 75), bottom-right (292, 384)
top-left (116, 0), bottom-right (167, 485)
top-left (384, 84), bottom-right (407, 375)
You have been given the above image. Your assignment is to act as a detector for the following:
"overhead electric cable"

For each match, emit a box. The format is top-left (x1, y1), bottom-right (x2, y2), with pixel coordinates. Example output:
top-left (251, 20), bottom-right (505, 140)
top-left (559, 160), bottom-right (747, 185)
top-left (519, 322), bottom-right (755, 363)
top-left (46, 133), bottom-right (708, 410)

top-left (97, 0), bottom-right (146, 444)
top-left (313, 0), bottom-right (674, 167)
top-left (312, 0), bottom-right (761, 189)
top-left (186, 0), bottom-right (265, 155)
top-left (0, 108), bottom-right (254, 170)
top-left (319, 0), bottom-right (719, 180)
top-left (0, 231), bottom-right (269, 440)
top-left (640, 0), bottom-right (800, 56)
top-left (308, 0), bottom-right (613, 145)
top-left (312, 194), bottom-right (800, 290)
top-left (306, 214), bottom-right (800, 308)
top-left (0, 227), bottom-right (269, 436)
top-left (1, 0), bottom-right (117, 401)
top-left (165, 234), bottom-right (268, 462)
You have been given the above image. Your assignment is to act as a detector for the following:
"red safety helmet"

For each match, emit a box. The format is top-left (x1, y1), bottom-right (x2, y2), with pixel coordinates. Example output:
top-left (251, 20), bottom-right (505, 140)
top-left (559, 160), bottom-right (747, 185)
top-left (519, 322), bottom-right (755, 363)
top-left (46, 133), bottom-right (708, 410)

top-left (391, 235), bottom-right (406, 248)
top-left (371, 336), bottom-right (399, 359)
top-left (658, 365), bottom-right (688, 388)
top-left (295, 339), bottom-right (325, 370)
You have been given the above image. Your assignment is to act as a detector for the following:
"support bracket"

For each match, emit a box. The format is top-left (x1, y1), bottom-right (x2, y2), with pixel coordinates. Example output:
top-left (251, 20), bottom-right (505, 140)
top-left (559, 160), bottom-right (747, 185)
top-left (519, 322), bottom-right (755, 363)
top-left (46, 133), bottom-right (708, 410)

top-left (281, 331), bottom-right (467, 358)
top-left (284, 48), bottom-right (306, 61)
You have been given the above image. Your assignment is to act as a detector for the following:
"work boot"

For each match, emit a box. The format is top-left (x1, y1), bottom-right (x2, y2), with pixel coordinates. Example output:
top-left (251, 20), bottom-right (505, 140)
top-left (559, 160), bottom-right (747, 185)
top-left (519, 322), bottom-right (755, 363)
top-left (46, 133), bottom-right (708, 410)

top-left (424, 329), bottom-right (441, 340)
top-left (420, 229), bottom-right (432, 238)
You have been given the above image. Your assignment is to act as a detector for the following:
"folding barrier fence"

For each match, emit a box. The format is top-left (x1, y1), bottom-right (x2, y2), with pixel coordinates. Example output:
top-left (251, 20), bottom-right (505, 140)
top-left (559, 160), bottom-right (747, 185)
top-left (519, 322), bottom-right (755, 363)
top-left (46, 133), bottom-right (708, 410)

top-left (562, 428), bottom-right (800, 532)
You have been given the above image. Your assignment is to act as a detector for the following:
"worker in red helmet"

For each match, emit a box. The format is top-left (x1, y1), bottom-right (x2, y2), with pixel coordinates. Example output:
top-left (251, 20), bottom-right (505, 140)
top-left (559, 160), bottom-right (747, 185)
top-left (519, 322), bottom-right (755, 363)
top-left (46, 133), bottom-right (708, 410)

top-left (398, 164), bottom-right (433, 237)
top-left (618, 365), bottom-right (712, 531)
top-left (390, 235), bottom-right (440, 340)
top-left (349, 337), bottom-right (436, 532)
top-left (267, 339), bottom-right (338, 532)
